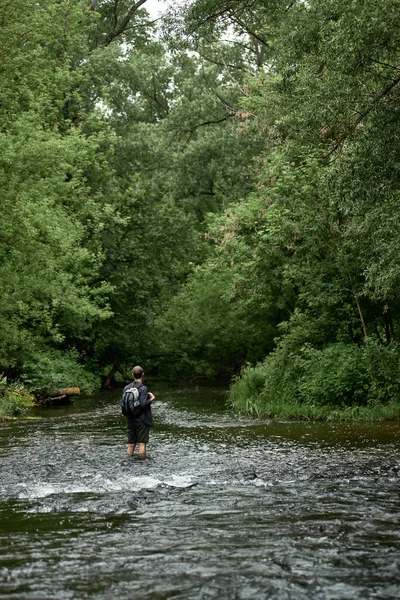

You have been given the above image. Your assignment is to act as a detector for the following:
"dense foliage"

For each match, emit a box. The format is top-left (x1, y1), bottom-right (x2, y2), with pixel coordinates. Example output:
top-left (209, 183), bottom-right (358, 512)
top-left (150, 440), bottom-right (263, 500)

top-left (159, 0), bottom-right (400, 416)
top-left (1, 0), bottom-right (400, 418)
top-left (0, 0), bottom-right (260, 398)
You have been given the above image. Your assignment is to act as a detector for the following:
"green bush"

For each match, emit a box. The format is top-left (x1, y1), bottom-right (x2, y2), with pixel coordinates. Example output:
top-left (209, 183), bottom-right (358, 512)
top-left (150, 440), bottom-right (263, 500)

top-left (0, 376), bottom-right (35, 418)
top-left (229, 337), bottom-right (400, 419)
top-left (21, 349), bottom-right (100, 397)
top-left (297, 343), bottom-right (369, 406)
top-left (229, 363), bottom-right (270, 415)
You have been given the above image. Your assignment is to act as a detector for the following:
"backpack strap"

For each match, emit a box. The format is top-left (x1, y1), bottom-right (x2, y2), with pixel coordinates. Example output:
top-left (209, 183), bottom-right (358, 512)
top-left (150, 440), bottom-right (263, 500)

top-left (131, 381), bottom-right (144, 390)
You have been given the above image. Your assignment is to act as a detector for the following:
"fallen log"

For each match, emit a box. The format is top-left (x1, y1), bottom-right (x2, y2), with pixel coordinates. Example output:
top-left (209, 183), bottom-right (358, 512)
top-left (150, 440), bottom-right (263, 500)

top-left (38, 387), bottom-right (81, 405)
top-left (51, 387), bottom-right (81, 397)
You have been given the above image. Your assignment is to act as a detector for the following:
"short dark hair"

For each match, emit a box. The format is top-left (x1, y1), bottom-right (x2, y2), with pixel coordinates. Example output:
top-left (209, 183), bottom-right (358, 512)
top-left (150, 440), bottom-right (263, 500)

top-left (132, 365), bottom-right (143, 379)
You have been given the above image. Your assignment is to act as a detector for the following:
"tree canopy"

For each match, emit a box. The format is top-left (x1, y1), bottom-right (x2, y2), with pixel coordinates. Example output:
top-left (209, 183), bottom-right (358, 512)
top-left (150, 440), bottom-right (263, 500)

top-left (2, 0), bottom-right (400, 417)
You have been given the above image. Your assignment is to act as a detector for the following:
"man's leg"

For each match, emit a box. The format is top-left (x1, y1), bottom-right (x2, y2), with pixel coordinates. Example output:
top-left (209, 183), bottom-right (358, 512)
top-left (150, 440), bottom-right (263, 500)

top-left (127, 419), bottom-right (136, 454)
top-left (137, 443), bottom-right (146, 458)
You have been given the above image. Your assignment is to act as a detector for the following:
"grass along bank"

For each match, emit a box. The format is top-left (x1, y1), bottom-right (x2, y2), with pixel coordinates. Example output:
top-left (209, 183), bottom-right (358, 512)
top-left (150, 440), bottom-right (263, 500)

top-left (229, 394), bottom-right (400, 422)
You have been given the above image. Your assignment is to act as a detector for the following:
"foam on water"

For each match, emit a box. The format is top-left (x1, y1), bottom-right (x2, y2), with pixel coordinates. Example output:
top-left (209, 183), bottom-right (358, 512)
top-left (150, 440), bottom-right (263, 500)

top-left (14, 474), bottom-right (198, 500)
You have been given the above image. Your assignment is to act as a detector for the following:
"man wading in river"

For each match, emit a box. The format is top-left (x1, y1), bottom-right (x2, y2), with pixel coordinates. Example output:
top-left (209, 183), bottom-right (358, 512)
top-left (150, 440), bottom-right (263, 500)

top-left (124, 366), bottom-right (155, 458)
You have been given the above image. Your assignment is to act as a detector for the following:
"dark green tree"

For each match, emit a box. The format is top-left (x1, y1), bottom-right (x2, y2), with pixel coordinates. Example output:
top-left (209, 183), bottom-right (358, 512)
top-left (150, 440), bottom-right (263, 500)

top-left (161, 0), bottom-right (400, 412)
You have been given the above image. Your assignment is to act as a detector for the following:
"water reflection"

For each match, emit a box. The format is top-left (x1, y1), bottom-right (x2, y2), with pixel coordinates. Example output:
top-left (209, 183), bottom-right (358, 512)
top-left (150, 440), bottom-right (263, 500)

top-left (0, 383), bottom-right (399, 599)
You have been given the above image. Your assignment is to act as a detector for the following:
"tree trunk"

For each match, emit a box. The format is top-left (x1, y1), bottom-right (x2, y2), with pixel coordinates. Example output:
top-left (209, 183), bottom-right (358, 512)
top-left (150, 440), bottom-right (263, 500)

top-left (103, 364), bottom-right (118, 388)
top-left (352, 286), bottom-right (367, 338)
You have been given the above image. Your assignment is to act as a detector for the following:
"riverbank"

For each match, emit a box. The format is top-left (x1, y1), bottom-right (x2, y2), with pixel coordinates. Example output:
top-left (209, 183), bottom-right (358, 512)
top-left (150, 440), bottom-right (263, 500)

top-left (228, 348), bottom-right (400, 422)
top-left (230, 396), bottom-right (400, 422)
top-left (0, 374), bottom-right (84, 420)
top-left (3, 378), bottom-right (400, 423)
top-left (0, 378), bottom-right (35, 420)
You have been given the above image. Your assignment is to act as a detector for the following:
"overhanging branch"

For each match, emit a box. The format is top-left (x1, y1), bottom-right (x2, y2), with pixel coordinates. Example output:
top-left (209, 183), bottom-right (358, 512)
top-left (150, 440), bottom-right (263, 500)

top-left (324, 74), bottom-right (400, 157)
top-left (104, 0), bottom-right (148, 45)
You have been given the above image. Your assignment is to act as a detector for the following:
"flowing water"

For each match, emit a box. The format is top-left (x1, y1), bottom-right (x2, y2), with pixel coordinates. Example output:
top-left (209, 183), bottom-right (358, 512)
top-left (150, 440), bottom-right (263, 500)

top-left (1, 383), bottom-right (400, 599)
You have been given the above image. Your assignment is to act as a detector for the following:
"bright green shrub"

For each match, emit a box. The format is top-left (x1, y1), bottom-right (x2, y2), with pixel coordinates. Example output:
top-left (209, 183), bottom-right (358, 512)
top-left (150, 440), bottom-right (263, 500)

top-left (0, 377), bottom-right (35, 418)
top-left (229, 337), bottom-right (400, 418)
top-left (21, 349), bottom-right (100, 397)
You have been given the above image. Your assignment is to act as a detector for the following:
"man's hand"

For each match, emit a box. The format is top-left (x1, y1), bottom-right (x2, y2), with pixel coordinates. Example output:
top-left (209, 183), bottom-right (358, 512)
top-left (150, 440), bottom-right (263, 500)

top-left (148, 392), bottom-right (155, 402)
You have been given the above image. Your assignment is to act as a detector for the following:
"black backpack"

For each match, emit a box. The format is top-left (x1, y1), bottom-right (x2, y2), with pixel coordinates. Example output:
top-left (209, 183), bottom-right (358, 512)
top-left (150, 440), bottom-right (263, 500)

top-left (121, 383), bottom-right (142, 417)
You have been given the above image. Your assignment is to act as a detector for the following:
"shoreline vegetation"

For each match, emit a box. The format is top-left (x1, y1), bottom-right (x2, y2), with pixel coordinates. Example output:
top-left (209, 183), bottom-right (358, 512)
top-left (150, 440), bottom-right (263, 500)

top-left (0, 376), bottom-right (81, 421)
top-left (229, 340), bottom-right (400, 422)
top-left (2, 2), bottom-right (400, 424)
top-left (0, 377), bottom-right (35, 421)
top-left (229, 396), bottom-right (400, 423)
top-left (2, 374), bottom-right (400, 423)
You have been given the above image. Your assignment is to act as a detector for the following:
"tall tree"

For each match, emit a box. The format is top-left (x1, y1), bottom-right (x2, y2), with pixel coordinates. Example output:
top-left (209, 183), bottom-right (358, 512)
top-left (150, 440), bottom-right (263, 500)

top-left (0, 0), bottom-right (266, 389)
top-left (160, 0), bottom-right (400, 406)
top-left (0, 0), bottom-right (114, 391)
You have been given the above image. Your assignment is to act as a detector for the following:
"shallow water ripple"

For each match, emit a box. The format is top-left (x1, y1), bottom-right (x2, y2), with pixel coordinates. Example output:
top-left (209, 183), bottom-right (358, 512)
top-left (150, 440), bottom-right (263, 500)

top-left (0, 385), bottom-right (399, 599)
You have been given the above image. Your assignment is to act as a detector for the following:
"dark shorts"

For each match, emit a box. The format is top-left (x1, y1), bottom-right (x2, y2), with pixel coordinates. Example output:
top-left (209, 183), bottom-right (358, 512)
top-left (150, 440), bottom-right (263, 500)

top-left (127, 420), bottom-right (150, 444)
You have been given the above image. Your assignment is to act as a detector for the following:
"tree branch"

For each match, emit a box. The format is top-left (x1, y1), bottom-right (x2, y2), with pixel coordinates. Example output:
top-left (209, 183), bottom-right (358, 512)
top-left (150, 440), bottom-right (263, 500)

top-left (198, 115), bottom-right (232, 127)
top-left (366, 57), bottom-right (400, 72)
top-left (124, 17), bottom-right (161, 31)
top-left (188, 9), bottom-right (232, 33)
top-left (230, 15), bottom-right (269, 48)
top-left (113, 0), bottom-right (119, 29)
top-left (213, 90), bottom-right (241, 113)
top-left (219, 37), bottom-right (258, 55)
top-left (142, 89), bottom-right (169, 114)
top-left (323, 74), bottom-right (400, 157)
top-left (179, 115), bottom-right (233, 144)
top-left (196, 49), bottom-right (249, 72)
top-left (352, 285), bottom-right (367, 338)
top-left (104, 0), bottom-right (148, 45)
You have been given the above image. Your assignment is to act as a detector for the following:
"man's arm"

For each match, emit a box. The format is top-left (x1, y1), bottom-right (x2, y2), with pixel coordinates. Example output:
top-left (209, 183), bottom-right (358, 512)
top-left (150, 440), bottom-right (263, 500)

top-left (138, 385), bottom-right (154, 408)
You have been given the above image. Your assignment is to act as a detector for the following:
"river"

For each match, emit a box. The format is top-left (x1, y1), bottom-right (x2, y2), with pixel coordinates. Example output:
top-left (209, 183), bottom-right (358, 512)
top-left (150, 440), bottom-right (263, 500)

top-left (0, 383), bottom-right (400, 599)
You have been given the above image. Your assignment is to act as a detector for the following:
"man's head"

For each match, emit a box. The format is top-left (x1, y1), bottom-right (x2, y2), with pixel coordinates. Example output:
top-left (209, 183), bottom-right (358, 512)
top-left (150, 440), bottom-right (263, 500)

top-left (132, 365), bottom-right (144, 380)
